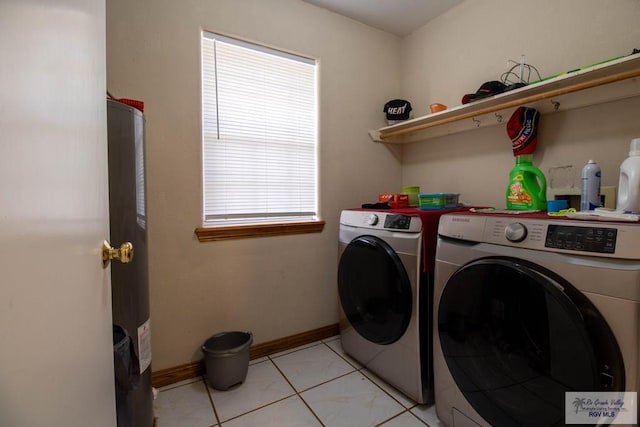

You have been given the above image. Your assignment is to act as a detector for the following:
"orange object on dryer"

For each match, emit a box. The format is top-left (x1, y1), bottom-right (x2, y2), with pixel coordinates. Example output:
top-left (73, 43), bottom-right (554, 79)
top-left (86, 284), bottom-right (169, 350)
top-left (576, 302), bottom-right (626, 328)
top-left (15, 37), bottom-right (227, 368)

top-left (378, 193), bottom-right (409, 208)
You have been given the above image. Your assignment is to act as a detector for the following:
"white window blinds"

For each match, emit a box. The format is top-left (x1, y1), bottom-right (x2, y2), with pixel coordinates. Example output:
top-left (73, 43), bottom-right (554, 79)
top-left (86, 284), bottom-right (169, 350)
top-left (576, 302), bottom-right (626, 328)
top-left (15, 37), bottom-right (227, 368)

top-left (201, 32), bottom-right (318, 226)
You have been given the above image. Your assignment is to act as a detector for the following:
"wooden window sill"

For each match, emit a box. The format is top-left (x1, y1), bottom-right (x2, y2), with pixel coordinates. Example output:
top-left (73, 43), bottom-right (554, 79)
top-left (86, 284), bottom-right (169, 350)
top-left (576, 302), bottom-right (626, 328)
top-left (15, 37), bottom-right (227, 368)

top-left (195, 220), bottom-right (325, 242)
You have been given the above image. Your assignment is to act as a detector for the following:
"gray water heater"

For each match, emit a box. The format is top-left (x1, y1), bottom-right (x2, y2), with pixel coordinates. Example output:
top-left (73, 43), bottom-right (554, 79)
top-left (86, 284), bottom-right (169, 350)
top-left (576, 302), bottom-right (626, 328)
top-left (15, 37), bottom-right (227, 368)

top-left (107, 99), bottom-right (153, 426)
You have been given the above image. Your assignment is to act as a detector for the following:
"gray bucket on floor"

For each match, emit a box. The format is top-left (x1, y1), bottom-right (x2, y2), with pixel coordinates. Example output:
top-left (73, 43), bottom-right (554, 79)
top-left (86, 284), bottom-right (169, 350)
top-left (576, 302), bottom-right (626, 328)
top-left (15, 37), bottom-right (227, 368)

top-left (202, 331), bottom-right (253, 390)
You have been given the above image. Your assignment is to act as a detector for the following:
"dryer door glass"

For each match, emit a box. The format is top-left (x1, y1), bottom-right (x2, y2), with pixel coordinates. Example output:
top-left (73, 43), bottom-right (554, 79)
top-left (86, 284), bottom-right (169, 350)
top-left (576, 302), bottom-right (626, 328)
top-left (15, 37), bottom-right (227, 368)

top-left (338, 235), bottom-right (412, 345)
top-left (437, 257), bottom-right (624, 427)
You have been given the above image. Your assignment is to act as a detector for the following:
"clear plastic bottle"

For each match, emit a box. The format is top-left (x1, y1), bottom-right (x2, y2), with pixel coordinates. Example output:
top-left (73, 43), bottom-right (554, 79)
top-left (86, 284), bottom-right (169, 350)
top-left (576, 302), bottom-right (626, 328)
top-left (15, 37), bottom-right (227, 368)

top-left (616, 138), bottom-right (640, 213)
top-left (580, 160), bottom-right (601, 211)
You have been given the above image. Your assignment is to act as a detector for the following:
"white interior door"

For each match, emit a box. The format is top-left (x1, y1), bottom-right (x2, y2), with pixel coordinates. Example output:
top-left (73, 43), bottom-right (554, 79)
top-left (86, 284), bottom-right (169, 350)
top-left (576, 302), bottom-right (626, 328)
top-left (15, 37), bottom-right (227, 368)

top-left (0, 1), bottom-right (116, 426)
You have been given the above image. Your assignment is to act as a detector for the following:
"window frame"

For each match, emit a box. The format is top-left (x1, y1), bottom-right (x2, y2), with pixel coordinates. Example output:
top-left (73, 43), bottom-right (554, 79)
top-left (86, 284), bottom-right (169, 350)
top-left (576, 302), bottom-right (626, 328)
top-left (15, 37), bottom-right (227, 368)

top-left (197, 32), bottom-right (324, 241)
top-left (195, 220), bottom-right (324, 241)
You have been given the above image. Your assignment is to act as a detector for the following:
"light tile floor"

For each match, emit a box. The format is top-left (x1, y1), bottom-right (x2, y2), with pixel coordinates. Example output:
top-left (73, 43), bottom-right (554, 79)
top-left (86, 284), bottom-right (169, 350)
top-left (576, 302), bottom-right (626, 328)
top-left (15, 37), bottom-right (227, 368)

top-left (154, 336), bottom-right (443, 427)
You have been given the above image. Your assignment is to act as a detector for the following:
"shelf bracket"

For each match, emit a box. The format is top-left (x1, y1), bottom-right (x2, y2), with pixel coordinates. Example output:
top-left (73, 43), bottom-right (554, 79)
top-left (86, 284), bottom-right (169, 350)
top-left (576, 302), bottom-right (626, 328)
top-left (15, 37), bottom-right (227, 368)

top-left (368, 129), bottom-right (383, 143)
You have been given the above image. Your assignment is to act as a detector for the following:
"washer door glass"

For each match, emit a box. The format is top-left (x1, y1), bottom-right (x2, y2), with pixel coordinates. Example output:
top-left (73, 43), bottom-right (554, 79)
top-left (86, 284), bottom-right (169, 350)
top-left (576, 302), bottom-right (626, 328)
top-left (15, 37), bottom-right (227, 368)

top-left (338, 235), bottom-right (412, 345)
top-left (438, 257), bottom-right (625, 427)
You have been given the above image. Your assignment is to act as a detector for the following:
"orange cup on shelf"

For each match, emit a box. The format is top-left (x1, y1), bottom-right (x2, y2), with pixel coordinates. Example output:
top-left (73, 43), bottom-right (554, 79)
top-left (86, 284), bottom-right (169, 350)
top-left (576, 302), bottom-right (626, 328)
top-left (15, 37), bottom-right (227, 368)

top-left (430, 103), bottom-right (447, 113)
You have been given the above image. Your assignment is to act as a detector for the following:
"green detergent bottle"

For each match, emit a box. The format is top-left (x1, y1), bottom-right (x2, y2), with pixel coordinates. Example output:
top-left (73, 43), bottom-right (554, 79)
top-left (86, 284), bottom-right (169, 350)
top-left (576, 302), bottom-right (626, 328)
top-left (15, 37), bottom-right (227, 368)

top-left (506, 154), bottom-right (547, 210)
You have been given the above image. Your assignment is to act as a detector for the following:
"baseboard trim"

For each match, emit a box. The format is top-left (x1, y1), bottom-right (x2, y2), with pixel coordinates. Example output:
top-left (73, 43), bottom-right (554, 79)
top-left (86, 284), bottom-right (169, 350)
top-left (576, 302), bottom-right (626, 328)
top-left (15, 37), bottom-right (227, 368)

top-left (151, 323), bottom-right (339, 388)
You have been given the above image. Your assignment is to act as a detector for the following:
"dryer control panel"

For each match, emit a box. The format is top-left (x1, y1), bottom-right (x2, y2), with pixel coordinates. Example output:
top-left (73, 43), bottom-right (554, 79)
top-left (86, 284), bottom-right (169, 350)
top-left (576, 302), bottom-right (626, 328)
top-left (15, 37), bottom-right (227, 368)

top-left (384, 214), bottom-right (413, 230)
top-left (340, 210), bottom-right (422, 233)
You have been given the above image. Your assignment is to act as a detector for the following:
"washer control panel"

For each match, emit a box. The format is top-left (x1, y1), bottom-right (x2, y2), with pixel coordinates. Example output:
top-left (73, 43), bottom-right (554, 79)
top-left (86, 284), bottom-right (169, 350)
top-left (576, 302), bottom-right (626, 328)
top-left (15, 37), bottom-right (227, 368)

top-left (545, 224), bottom-right (617, 253)
top-left (438, 213), bottom-right (640, 260)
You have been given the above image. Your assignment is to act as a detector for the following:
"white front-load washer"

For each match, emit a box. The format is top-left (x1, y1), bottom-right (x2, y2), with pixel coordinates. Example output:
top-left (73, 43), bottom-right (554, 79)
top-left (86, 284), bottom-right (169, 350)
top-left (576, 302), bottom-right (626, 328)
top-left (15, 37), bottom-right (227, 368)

top-left (433, 212), bottom-right (639, 427)
top-left (338, 209), bottom-right (434, 404)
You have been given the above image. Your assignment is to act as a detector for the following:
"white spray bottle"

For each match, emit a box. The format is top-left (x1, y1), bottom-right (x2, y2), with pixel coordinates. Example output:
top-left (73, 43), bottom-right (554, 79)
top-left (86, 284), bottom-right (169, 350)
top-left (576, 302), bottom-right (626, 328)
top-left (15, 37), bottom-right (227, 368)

top-left (617, 138), bottom-right (640, 213)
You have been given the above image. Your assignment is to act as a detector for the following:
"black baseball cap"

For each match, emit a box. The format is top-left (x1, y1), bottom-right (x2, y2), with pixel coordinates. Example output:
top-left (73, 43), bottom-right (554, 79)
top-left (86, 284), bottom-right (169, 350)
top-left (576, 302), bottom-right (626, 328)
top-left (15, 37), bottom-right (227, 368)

top-left (383, 99), bottom-right (412, 120)
top-left (461, 81), bottom-right (507, 104)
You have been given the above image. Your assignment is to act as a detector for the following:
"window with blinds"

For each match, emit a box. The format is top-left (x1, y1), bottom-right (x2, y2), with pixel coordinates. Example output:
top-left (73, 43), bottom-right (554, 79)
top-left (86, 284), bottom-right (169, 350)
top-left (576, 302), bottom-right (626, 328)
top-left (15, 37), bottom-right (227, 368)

top-left (201, 32), bottom-right (318, 226)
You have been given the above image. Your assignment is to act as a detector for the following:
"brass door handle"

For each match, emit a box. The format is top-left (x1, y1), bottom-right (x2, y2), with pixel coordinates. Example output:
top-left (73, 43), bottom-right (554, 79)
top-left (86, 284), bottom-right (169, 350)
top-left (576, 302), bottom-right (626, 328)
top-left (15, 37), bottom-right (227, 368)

top-left (102, 240), bottom-right (134, 269)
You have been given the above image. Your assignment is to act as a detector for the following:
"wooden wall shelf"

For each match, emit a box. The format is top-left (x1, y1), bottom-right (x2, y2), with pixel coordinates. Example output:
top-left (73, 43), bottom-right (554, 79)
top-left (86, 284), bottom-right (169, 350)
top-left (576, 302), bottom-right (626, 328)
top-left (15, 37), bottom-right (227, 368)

top-left (370, 54), bottom-right (640, 144)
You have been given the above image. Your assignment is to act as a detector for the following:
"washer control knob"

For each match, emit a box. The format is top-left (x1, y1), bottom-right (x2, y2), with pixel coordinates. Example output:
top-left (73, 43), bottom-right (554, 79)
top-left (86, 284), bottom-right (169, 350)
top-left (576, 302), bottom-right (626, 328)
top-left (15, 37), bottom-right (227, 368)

top-left (505, 223), bottom-right (528, 242)
top-left (367, 214), bottom-right (379, 225)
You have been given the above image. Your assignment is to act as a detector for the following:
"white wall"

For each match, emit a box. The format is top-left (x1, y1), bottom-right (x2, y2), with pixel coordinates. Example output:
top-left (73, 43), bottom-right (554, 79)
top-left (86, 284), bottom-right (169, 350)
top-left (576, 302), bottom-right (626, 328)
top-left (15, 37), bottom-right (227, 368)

top-left (107, 0), bottom-right (402, 370)
top-left (107, 0), bottom-right (640, 371)
top-left (400, 0), bottom-right (640, 208)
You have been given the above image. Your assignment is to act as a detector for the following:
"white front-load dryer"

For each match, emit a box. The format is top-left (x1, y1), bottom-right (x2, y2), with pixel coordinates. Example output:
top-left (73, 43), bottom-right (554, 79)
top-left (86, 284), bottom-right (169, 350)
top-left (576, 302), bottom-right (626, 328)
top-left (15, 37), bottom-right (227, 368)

top-left (434, 212), bottom-right (639, 426)
top-left (338, 209), bottom-right (433, 404)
